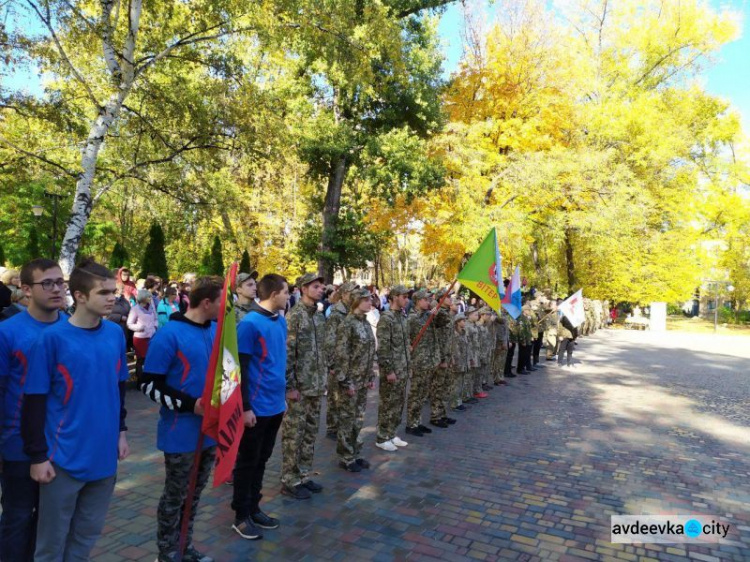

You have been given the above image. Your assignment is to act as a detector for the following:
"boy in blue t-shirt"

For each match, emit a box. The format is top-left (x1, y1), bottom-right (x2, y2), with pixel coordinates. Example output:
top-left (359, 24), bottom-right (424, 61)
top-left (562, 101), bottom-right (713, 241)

top-left (21, 258), bottom-right (129, 562)
top-left (231, 274), bottom-right (289, 541)
top-left (0, 259), bottom-right (67, 561)
top-left (140, 276), bottom-right (223, 562)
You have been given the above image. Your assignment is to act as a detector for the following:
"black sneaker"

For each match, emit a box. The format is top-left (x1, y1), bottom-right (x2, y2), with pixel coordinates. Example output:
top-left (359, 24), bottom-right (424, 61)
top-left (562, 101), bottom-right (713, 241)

top-left (417, 424), bottom-right (433, 434)
top-left (232, 518), bottom-right (263, 540)
top-left (452, 404), bottom-right (467, 412)
top-left (430, 418), bottom-right (449, 428)
top-left (280, 483), bottom-right (312, 500)
top-left (482, 384), bottom-right (492, 391)
top-left (339, 460), bottom-right (362, 472)
top-left (465, 397), bottom-right (479, 404)
top-left (251, 510), bottom-right (280, 529)
top-left (302, 480), bottom-right (323, 493)
top-left (184, 545), bottom-right (213, 562)
top-left (405, 426), bottom-right (424, 437)
top-left (506, 373), bottom-right (517, 378)
top-left (441, 417), bottom-right (457, 425)
top-left (326, 431), bottom-right (337, 440)
top-left (356, 458), bottom-right (371, 469)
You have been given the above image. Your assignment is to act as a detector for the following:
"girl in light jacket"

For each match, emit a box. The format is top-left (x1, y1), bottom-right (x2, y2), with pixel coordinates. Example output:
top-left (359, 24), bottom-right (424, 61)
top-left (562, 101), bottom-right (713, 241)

top-left (127, 289), bottom-right (158, 379)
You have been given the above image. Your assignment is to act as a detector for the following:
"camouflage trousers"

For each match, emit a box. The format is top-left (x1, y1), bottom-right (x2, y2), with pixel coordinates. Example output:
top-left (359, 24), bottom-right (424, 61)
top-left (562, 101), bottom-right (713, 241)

top-left (337, 386), bottom-right (368, 463)
top-left (406, 367), bottom-right (433, 428)
top-left (280, 395), bottom-right (322, 487)
top-left (157, 447), bottom-right (216, 556)
top-left (491, 348), bottom-right (507, 383)
top-left (429, 366), bottom-right (451, 421)
top-left (377, 377), bottom-right (407, 443)
top-left (326, 370), bottom-right (340, 434)
top-left (451, 368), bottom-right (466, 407)
top-left (464, 368), bottom-right (480, 400)
top-left (475, 363), bottom-right (489, 393)
top-left (544, 332), bottom-right (558, 359)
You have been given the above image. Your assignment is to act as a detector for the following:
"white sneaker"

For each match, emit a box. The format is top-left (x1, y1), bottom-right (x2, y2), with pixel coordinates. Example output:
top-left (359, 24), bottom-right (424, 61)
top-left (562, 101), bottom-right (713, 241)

top-left (376, 440), bottom-right (398, 452)
top-left (391, 436), bottom-right (408, 447)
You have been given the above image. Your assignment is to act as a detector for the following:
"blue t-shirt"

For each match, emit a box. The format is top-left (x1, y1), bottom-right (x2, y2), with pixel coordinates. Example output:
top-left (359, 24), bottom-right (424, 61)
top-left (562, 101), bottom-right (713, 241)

top-left (143, 318), bottom-right (217, 453)
top-left (0, 310), bottom-right (67, 461)
top-left (238, 310), bottom-right (287, 417)
top-left (25, 319), bottom-right (129, 481)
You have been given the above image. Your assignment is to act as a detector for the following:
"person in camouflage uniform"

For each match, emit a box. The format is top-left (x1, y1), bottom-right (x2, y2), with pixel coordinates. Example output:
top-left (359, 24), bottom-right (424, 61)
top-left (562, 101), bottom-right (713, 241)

top-left (530, 302), bottom-right (544, 368)
top-left (543, 300), bottom-right (559, 360)
top-left (280, 273), bottom-right (327, 500)
top-left (429, 290), bottom-right (457, 428)
top-left (503, 314), bottom-right (518, 378)
top-left (234, 271), bottom-right (258, 324)
top-left (375, 285), bottom-right (412, 452)
top-left (478, 308), bottom-right (494, 391)
top-left (335, 288), bottom-right (377, 472)
top-left (405, 290), bottom-right (444, 435)
top-left (516, 305), bottom-right (534, 374)
top-left (492, 310), bottom-right (509, 385)
top-left (449, 313), bottom-right (469, 410)
top-left (464, 306), bottom-right (484, 400)
top-left (324, 281), bottom-right (359, 438)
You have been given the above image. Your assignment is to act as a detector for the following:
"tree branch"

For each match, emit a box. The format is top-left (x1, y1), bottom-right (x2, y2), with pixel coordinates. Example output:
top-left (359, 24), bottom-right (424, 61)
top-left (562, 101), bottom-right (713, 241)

top-left (394, 0), bottom-right (457, 19)
top-left (0, 134), bottom-right (79, 178)
top-left (24, 0), bottom-right (102, 109)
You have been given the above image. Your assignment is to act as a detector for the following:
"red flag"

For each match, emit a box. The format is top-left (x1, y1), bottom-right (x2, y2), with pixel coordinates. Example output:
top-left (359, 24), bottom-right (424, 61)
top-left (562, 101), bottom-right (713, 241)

top-left (201, 262), bottom-right (245, 486)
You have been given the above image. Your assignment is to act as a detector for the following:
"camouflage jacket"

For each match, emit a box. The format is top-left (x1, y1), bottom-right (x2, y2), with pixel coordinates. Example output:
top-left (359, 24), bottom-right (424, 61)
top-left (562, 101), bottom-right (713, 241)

top-left (542, 310), bottom-right (558, 335)
top-left (517, 315), bottom-right (533, 345)
top-left (450, 328), bottom-right (469, 373)
top-left (465, 321), bottom-right (481, 368)
top-left (407, 309), bottom-right (444, 371)
top-left (529, 313), bottom-right (540, 338)
top-left (335, 312), bottom-right (376, 389)
top-left (477, 323), bottom-right (492, 366)
top-left (495, 315), bottom-right (509, 348)
top-left (508, 317), bottom-right (519, 344)
top-left (324, 301), bottom-right (348, 372)
top-left (376, 309), bottom-right (411, 382)
top-left (286, 300), bottom-right (327, 396)
top-left (435, 307), bottom-right (453, 364)
top-left (235, 302), bottom-right (253, 324)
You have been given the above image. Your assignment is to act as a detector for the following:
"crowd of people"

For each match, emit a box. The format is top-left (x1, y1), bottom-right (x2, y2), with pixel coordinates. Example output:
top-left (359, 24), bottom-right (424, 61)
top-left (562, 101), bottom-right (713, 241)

top-left (0, 257), bottom-right (610, 562)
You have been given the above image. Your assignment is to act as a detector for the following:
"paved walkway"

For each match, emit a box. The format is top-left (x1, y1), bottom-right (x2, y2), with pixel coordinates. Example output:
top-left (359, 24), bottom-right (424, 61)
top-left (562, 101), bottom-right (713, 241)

top-left (92, 330), bottom-right (750, 562)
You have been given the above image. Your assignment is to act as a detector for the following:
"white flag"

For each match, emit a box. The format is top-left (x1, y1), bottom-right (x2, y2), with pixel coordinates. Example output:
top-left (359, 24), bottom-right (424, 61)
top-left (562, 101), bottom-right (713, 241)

top-left (559, 289), bottom-right (585, 328)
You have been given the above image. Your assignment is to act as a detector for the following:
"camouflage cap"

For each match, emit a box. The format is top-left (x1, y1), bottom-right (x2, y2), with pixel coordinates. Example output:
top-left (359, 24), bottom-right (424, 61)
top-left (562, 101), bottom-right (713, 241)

top-left (479, 306), bottom-right (493, 316)
top-left (337, 281), bottom-right (359, 295)
top-left (389, 284), bottom-right (409, 297)
top-left (296, 272), bottom-right (324, 288)
top-left (435, 288), bottom-right (454, 300)
top-left (413, 289), bottom-right (432, 301)
top-left (350, 287), bottom-right (372, 302)
top-left (454, 312), bottom-right (467, 322)
top-left (465, 306), bottom-right (478, 315)
top-left (237, 271), bottom-right (258, 286)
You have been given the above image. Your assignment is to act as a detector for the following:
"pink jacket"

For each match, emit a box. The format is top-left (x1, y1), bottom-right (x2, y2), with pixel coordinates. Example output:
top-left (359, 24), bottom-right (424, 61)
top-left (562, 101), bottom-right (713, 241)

top-left (127, 304), bottom-right (158, 339)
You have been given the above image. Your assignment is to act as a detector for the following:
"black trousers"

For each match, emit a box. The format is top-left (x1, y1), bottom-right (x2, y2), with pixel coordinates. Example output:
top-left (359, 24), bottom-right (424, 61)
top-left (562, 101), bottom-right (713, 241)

top-left (503, 342), bottom-right (516, 375)
top-left (532, 334), bottom-right (543, 365)
top-left (0, 460), bottom-right (38, 562)
top-left (518, 344), bottom-right (532, 372)
top-left (232, 412), bottom-right (284, 521)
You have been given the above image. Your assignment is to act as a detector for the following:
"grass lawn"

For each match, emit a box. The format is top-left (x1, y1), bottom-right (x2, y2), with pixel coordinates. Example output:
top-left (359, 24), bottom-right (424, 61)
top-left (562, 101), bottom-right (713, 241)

top-left (666, 315), bottom-right (750, 335)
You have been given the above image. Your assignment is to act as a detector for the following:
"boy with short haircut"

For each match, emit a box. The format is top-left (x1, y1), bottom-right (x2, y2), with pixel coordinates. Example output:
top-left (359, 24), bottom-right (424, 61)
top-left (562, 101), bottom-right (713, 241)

top-left (234, 271), bottom-right (258, 324)
top-left (21, 258), bottom-right (130, 562)
top-left (232, 274), bottom-right (289, 540)
top-left (0, 259), bottom-right (67, 561)
top-left (449, 313), bottom-right (469, 411)
top-left (140, 276), bottom-right (224, 562)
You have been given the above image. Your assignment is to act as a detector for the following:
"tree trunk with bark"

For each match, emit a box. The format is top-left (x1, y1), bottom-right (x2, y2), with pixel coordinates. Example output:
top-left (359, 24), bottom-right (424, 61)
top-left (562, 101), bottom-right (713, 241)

top-left (564, 226), bottom-right (577, 294)
top-left (318, 154), bottom-right (348, 283)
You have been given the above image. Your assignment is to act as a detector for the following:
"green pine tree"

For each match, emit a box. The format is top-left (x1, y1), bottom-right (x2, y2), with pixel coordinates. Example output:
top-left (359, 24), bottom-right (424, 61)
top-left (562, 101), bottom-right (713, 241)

top-left (239, 249), bottom-right (252, 273)
top-left (140, 223), bottom-right (169, 279)
top-left (209, 235), bottom-right (224, 276)
top-left (0, 243), bottom-right (6, 267)
top-left (199, 250), bottom-right (212, 275)
top-left (25, 227), bottom-right (41, 262)
top-left (109, 242), bottom-right (129, 269)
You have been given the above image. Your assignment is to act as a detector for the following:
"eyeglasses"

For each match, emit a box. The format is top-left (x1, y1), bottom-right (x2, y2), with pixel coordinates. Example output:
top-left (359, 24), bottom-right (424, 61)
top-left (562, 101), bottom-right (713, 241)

top-left (32, 279), bottom-right (66, 291)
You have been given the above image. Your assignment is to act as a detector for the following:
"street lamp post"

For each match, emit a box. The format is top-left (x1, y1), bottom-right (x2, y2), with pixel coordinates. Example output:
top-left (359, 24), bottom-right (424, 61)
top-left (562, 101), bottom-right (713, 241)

top-left (707, 280), bottom-right (735, 333)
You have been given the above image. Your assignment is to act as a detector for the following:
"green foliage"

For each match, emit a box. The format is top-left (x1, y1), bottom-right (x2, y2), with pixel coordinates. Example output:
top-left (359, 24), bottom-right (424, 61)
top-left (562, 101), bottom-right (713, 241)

top-left (109, 242), bottom-right (129, 270)
top-left (141, 223), bottom-right (169, 279)
top-left (239, 249), bottom-right (252, 274)
top-left (209, 236), bottom-right (225, 276)
top-left (25, 227), bottom-right (41, 262)
top-left (199, 250), bottom-right (212, 276)
top-left (0, 244), bottom-right (5, 267)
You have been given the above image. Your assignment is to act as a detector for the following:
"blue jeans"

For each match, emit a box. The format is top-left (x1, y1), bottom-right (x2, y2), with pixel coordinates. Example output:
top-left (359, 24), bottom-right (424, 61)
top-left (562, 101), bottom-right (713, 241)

top-left (0, 459), bottom-right (39, 561)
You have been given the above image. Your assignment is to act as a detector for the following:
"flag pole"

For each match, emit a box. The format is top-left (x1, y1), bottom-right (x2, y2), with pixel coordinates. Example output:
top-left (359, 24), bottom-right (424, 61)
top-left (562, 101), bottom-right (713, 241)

top-left (410, 278), bottom-right (459, 352)
top-left (176, 264), bottom-right (237, 561)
